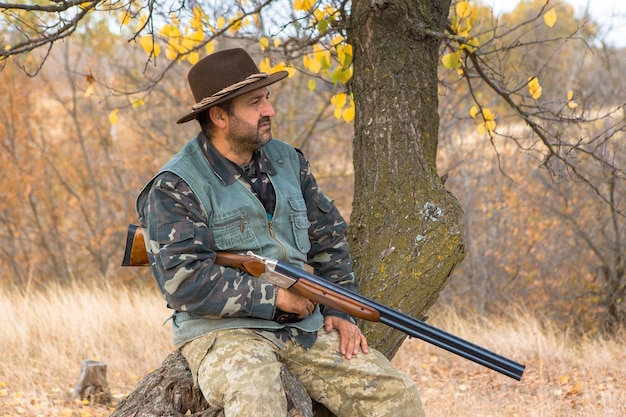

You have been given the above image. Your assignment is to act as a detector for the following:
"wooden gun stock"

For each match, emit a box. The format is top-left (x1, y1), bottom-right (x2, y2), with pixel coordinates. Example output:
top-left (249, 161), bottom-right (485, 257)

top-left (122, 224), bottom-right (150, 267)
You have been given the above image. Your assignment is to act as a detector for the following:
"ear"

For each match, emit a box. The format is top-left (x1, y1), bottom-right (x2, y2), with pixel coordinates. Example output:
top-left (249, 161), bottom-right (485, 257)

top-left (209, 106), bottom-right (228, 128)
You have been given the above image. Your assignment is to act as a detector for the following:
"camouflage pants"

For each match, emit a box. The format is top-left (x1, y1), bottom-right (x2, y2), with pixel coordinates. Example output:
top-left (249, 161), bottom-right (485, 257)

top-left (180, 328), bottom-right (425, 417)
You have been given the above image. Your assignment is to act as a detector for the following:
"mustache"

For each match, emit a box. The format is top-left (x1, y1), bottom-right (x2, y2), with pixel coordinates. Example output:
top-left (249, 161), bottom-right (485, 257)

top-left (258, 117), bottom-right (271, 127)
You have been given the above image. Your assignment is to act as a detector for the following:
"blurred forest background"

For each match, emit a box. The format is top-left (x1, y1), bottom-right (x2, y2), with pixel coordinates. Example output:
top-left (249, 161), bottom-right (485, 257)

top-left (0, 0), bottom-right (625, 336)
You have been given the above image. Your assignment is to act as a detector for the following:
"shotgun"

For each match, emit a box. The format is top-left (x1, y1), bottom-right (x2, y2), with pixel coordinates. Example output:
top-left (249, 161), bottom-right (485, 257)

top-left (122, 224), bottom-right (525, 381)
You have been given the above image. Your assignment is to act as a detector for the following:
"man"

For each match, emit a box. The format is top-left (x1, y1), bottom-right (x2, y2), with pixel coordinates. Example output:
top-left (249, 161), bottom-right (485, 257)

top-left (137, 48), bottom-right (425, 416)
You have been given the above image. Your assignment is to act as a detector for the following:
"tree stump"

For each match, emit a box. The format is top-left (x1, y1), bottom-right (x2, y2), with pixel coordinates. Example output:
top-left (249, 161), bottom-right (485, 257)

top-left (72, 359), bottom-right (112, 405)
top-left (110, 350), bottom-right (328, 417)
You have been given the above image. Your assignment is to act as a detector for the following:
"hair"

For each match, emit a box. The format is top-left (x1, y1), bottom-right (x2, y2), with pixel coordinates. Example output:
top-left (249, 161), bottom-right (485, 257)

top-left (197, 100), bottom-right (234, 137)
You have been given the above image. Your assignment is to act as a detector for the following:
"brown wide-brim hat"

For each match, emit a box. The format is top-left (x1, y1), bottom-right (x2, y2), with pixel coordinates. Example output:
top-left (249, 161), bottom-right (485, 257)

top-left (177, 48), bottom-right (289, 124)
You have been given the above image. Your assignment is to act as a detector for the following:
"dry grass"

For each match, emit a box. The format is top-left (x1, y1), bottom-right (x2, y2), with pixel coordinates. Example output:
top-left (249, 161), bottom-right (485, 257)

top-left (1, 285), bottom-right (624, 417)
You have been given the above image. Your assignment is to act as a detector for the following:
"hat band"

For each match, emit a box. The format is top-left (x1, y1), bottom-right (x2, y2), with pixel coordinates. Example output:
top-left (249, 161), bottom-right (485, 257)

top-left (191, 72), bottom-right (269, 110)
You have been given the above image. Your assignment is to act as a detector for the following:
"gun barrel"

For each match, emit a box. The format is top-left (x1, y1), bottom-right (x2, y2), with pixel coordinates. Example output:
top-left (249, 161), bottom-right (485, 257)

top-left (378, 310), bottom-right (525, 380)
top-left (273, 260), bottom-right (525, 381)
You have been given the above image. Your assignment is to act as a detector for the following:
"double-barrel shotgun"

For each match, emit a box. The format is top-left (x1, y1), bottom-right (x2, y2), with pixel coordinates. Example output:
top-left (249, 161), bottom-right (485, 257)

top-left (122, 224), bottom-right (525, 381)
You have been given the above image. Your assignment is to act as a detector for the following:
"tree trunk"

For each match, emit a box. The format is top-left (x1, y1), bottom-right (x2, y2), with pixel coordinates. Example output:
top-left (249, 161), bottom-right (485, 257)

top-left (348, 0), bottom-right (465, 358)
top-left (72, 360), bottom-right (112, 405)
top-left (111, 350), bottom-right (321, 417)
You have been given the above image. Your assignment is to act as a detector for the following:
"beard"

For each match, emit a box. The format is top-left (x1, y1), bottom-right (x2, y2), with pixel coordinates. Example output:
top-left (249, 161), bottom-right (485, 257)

top-left (226, 114), bottom-right (272, 156)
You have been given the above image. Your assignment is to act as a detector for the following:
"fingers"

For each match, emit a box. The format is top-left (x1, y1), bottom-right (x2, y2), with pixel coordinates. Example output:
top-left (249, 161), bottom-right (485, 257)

top-left (275, 288), bottom-right (316, 319)
top-left (297, 299), bottom-right (316, 318)
top-left (325, 316), bottom-right (369, 360)
top-left (341, 326), bottom-right (368, 360)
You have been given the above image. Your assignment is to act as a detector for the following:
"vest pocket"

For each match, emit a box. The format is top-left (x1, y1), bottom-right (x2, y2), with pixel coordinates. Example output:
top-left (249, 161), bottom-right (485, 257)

top-left (211, 207), bottom-right (259, 251)
top-left (288, 196), bottom-right (311, 253)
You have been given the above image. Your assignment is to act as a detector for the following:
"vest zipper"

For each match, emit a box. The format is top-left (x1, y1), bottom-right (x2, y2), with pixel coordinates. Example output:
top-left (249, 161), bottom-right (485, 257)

top-left (267, 219), bottom-right (287, 260)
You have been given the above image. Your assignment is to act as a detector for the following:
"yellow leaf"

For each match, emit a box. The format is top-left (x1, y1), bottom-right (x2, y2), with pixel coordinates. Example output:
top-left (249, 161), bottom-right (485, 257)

top-left (120, 11), bottom-right (132, 26)
top-left (170, 12), bottom-right (179, 26)
top-left (188, 52), bottom-right (200, 65)
top-left (342, 105), bottom-right (355, 123)
top-left (272, 61), bottom-right (296, 77)
top-left (191, 6), bottom-right (204, 31)
top-left (228, 13), bottom-right (244, 35)
top-left (303, 55), bottom-right (321, 74)
top-left (132, 99), bottom-right (145, 108)
top-left (568, 100), bottom-right (578, 109)
top-left (188, 30), bottom-right (204, 43)
top-left (308, 79), bottom-right (316, 92)
top-left (337, 43), bottom-right (353, 68)
top-left (331, 93), bottom-right (347, 109)
top-left (165, 44), bottom-right (179, 60)
top-left (159, 24), bottom-right (181, 39)
top-left (259, 37), bottom-right (269, 51)
top-left (461, 37), bottom-right (479, 53)
top-left (216, 16), bottom-right (226, 29)
top-left (482, 107), bottom-right (494, 121)
top-left (567, 89), bottom-right (574, 100)
top-left (205, 41), bottom-right (215, 55)
top-left (294, 0), bottom-right (315, 12)
top-left (139, 36), bottom-right (157, 57)
top-left (273, 38), bottom-right (281, 48)
top-left (109, 108), bottom-right (119, 125)
top-left (442, 51), bottom-right (461, 69)
top-left (456, 1), bottom-right (471, 19)
top-left (544, 8), bottom-right (557, 28)
top-left (259, 57), bottom-right (272, 73)
top-left (528, 76), bottom-right (542, 100)
top-left (312, 44), bottom-right (331, 70)
top-left (135, 13), bottom-right (147, 32)
top-left (313, 8), bottom-right (325, 22)
top-left (469, 105), bottom-right (478, 118)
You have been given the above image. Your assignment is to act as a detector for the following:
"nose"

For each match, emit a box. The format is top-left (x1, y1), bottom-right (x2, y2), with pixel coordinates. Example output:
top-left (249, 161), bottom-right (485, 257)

top-left (261, 98), bottom-right (275, 117)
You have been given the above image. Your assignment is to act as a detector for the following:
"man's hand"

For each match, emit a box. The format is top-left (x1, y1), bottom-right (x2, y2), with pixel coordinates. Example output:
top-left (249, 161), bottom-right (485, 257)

top-left (324, 315), bottom-right (369, 360)
top-left (275, 287), bottom-right (316, 319)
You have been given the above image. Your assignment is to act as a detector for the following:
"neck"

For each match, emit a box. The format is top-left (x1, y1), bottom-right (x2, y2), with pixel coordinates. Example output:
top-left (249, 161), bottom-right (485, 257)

top-left (230, 153), bottom-right (253, 166)
top-left (208, 134), bottom-right (253, 166)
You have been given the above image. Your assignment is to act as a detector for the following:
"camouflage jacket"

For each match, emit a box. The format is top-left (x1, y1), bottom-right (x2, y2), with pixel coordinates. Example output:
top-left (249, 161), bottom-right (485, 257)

top-left (137, 132), bottom-right (358, 347)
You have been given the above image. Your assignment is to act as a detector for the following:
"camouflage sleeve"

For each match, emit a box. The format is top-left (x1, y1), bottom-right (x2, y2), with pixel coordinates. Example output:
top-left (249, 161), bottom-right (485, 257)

top-left (298, 151), bottom-right (360, 322)
top-left (137, 171), bottom-right (278, 320)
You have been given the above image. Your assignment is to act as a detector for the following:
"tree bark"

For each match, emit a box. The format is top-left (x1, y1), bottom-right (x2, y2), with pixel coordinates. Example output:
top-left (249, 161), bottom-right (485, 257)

top-left (348, 0), bottom-right (465, 358)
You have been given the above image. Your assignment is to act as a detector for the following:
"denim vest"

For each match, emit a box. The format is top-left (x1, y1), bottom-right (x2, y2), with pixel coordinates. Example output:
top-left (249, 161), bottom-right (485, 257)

top-left (139, 136), bottom-right (323, 346)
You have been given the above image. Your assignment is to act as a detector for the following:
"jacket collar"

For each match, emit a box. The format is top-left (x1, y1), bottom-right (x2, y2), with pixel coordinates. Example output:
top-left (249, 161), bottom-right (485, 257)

top-left (198, 132), bottom-right (277, 185)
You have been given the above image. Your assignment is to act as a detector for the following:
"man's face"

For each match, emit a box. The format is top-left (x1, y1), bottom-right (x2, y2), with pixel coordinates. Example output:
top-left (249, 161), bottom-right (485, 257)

top-left (225, 87), bottom-right (275, 155)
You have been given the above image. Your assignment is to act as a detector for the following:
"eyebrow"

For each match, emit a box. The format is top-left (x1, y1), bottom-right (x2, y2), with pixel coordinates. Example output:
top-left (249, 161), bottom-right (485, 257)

top-left (246, 89), bottom-right (270, 103)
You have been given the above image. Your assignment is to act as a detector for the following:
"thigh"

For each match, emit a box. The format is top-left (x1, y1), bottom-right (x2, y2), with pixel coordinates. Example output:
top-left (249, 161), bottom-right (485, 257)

top-left (187, 329), bottom-right (288, 417)
top-left (283, 330), bottom-right (425, 417)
